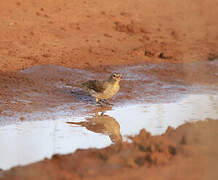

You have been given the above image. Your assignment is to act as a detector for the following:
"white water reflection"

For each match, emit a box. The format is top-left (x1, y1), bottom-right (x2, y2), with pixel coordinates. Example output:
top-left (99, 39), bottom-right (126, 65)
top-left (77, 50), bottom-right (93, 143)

top-left (0, 93), bottom-right (217, 170)
top-left (108, 94), bottom-right (218, 136)
top-left (0, 119), bottom-right (111, 170)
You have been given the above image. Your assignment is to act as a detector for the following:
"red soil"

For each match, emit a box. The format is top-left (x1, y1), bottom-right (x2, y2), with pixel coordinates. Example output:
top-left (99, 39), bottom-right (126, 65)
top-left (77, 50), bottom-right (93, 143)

top-left (1, 119), bottom-right (218, 180)
top-left (0, 0), bottom-right (218, 72)
top-left (0, 0), bottom-right (218, 179)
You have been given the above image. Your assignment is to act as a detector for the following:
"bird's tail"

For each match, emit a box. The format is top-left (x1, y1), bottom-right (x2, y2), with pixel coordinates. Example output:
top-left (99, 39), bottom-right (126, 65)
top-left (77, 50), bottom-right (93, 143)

top-left (66, 82), bottom-right (82, 88)
top-left (66, 121), bottom-right (86, 126)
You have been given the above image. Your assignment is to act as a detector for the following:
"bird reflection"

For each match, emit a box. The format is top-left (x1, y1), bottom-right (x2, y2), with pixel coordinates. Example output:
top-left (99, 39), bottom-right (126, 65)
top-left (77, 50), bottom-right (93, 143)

top-left (67, 108), bottom-right (122, 143)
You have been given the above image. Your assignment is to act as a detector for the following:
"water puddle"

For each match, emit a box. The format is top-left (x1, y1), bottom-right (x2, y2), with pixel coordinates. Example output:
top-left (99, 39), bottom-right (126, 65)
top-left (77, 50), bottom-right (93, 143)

top-left (0, 60), bottom-right (217, 170)
top-left (0, 93), bottom-right (217, 170)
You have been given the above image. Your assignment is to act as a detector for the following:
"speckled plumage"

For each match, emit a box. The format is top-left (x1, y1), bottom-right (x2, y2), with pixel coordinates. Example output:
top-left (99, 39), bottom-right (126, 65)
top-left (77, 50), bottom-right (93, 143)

top-left (80, 73), bottom-right (122, 103)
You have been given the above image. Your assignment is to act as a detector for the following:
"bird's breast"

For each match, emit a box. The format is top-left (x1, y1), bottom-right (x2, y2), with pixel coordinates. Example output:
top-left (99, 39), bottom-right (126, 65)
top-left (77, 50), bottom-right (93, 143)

top-left (101, 83), bottom-right (119, 99)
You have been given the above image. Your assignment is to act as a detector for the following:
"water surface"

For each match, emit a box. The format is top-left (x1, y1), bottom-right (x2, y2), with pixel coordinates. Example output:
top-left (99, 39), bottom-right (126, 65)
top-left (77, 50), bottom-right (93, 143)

top-left (0, 61), bottom-right (217, 170)
top-left (0, 93), bottom-right (217, 170)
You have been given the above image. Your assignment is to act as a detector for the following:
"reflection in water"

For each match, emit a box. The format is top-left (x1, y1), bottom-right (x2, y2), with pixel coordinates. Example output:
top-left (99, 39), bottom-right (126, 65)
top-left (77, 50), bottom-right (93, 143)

top-left (0, 94), bottom-right (217, 170)
top-left (0, 61), bottom-right (217, 171)
top-left (67, 109), bottom-right (122, 143)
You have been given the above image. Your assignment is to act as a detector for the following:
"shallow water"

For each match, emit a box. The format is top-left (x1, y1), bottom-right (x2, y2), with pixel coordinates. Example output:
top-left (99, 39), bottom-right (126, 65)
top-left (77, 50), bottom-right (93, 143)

top-left (0, 93), bottom-right (217, 170)
top-left (0, 61), bottom-right (218, 170)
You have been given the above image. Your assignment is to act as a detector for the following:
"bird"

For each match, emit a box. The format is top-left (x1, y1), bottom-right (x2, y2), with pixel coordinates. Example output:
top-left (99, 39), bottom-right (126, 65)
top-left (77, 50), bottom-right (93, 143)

top-left (72, 73), bottom-right (122, 105)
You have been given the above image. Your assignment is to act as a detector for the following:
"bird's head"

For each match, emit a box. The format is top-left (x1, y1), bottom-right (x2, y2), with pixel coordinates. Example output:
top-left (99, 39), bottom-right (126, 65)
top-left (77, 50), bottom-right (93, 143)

top-left (109, 73), bottom-right (122, 82)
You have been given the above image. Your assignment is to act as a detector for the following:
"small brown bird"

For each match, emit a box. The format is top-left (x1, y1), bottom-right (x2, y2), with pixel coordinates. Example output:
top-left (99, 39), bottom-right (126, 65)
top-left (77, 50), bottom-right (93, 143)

top-left (78, 73), bottom-right (122, 104)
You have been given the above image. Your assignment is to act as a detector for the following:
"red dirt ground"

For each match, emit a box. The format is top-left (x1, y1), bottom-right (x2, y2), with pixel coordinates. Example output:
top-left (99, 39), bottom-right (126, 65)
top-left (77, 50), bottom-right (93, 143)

top-left (0, 0), bottom-right (218, 179)
top-left (0, 0), bottom-right (218, 72)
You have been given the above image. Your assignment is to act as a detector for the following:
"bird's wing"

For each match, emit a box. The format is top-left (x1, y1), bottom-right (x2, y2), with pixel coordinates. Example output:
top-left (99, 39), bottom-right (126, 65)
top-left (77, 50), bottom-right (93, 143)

top-left (82, 80), bottom-right (106, 93)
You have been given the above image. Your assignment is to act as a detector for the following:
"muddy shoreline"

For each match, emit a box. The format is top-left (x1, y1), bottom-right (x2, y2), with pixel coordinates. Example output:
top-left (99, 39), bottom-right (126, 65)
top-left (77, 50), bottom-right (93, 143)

top-left (1, 0), bottom-right (218, 179)
top-left (0, 61), bottom-right (217, 123)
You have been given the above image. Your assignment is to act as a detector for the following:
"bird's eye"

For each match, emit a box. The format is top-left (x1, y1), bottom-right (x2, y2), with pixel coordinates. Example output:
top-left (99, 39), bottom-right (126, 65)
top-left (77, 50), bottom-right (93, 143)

top-left (113, 74), bottom-right (116, 77)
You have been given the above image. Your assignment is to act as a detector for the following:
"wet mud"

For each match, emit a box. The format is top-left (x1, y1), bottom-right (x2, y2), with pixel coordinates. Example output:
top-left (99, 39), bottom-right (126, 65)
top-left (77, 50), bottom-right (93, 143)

top-left (0, 60), bottom-right (217, 122)
top-left (1, 0), bottom-right (218, 179)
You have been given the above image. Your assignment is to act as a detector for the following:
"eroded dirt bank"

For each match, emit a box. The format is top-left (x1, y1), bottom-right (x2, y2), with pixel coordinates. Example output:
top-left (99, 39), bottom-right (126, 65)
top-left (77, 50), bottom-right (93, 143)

top-left (1, 0), bottom-right (218, 72)
top-left (1, 119), bottom-right (218, 180)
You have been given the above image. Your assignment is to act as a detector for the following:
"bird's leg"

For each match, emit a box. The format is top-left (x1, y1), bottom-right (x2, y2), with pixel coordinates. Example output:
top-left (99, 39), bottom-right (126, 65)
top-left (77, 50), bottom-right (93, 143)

top-left (95, 98), bottom-right (99, 103)
top-left (96, 98), bottom-right (104, 106)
